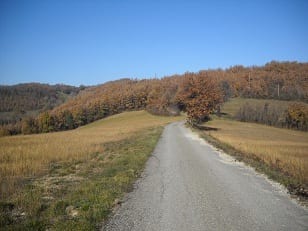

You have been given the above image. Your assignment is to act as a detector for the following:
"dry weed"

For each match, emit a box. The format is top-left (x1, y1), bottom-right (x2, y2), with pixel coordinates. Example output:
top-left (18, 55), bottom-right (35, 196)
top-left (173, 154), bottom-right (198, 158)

top-left (206, 119), bottom-right (308, 184)
top-left (0, 111), bottom-right (183, 198)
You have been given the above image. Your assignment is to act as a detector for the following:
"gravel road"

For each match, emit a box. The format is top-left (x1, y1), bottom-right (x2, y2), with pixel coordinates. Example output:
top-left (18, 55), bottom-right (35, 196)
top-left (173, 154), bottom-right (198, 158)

top-left (102, 122), bottom-right (308, 231)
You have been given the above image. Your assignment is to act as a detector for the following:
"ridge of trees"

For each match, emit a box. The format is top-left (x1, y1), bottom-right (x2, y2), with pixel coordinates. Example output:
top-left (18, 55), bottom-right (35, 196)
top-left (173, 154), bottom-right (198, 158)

top-left (0, 83), bottom-right (82, 125)
top-left (221, 61), bottom-right (308, 101)
top-left (1, 61), bottom-right (307, 136)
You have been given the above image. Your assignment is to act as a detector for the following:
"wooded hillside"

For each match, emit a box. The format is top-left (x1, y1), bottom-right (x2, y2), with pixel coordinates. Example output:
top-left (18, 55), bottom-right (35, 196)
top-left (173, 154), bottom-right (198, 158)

top-left (0, 83), bottom-right (81, 125)
top-left (1, 61), bottom-right (307, 135)
top-left (218, 61), bottom-right (308, 101)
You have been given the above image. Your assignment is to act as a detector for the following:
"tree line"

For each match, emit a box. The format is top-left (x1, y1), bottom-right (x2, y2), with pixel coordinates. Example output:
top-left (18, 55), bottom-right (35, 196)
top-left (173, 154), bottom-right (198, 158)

top-left (208, 61), bottom-right (308, 101)
top-left (236, 102), bottom-right (308, 131)
top-left (0, 61), bottom-right (307, 136)
top-left (0, 83), bottom-right (81, 125)
top-left (0, 74), bottom-right (222, 135)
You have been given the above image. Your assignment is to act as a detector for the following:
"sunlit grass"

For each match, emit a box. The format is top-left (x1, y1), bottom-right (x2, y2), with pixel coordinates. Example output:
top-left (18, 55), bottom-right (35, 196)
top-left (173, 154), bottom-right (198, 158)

top-left (205, 119), bottom-right (308, 185)
top-left (0, 111), bottom-right (183, 198)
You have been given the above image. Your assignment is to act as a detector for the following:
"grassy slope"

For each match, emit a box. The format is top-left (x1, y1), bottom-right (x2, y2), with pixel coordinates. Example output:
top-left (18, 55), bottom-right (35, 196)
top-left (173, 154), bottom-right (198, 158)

top-left (0, 111), bottom-right (183, 230)
top-left (200, 98), bottom-right (308, 200)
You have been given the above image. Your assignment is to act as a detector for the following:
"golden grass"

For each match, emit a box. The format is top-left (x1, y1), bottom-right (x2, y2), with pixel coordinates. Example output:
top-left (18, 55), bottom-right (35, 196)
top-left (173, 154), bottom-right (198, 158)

top-left (0, 111), bottom-right (183, 197)
top-left (205, 119), bottom-right (308, 184)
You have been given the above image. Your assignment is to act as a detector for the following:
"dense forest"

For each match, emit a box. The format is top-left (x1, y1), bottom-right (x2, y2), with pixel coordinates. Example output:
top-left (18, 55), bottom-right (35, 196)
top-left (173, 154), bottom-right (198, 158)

top-left (0, 61), bottom-right (307, 135)
top-left (0, 83), bottom-right (81, 125)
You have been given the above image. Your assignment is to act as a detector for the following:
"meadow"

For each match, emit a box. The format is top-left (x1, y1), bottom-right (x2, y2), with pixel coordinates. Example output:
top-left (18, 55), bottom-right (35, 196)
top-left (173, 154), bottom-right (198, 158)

top-left (0, 111), bottom-right (180, 197)
top-left (204, 120), bottom-right (308, 184)
top-left (0, 111), bottom-right (183, 230)
top-left (201, 98), bottom-right (308, 197)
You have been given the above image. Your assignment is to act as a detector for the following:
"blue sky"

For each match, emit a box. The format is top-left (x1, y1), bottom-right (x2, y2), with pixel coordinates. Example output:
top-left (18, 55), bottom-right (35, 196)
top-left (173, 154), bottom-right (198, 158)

top-left (0, 0), bottom-right (307, 86)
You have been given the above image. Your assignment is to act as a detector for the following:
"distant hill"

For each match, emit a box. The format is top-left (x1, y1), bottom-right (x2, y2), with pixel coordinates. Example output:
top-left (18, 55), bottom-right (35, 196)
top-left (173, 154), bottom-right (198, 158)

top-left (1, 61), bottom-right (307, 136)
top-left (50, 61), bottom-right (308, 118)
top-left (0, 83), bottom-right (82, 125)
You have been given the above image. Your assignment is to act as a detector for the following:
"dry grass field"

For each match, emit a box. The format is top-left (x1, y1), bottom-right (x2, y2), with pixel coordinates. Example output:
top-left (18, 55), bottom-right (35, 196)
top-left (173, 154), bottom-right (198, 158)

top-left (0, 111), bottom-right (182, 198)
top-left (204, 119), bottom-right (308, 185)
top-left (1, 111), bottom-right (184, 229)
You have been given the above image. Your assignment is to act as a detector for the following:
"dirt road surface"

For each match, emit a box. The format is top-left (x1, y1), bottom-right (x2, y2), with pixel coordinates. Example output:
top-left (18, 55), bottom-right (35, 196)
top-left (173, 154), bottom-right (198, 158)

top-left (103, 122), bottom-right (308, 231)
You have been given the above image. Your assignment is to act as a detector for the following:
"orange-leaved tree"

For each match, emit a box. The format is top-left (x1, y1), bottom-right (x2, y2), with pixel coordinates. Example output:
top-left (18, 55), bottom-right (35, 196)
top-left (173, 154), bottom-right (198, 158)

top-left (286, 102), bottom-right (308, 131)
top-left (177, 73), bottom-right (223, 125)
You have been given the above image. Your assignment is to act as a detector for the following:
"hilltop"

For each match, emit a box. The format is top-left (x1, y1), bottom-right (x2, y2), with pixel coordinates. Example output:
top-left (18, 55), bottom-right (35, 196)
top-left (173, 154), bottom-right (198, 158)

top-left (1, 61), bottom-right (308, 135)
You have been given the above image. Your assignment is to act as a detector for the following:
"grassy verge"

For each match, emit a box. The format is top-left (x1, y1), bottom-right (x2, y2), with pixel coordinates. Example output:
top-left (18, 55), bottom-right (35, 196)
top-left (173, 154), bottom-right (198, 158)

top-left (198, 118), bottom-right (308, 203)
top-left (0, 111), bottom-right (183, 230)
top-left (1, 127), bottom-right (164, 230)
top-left (0, 111), bottom-right (181, 198)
